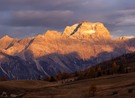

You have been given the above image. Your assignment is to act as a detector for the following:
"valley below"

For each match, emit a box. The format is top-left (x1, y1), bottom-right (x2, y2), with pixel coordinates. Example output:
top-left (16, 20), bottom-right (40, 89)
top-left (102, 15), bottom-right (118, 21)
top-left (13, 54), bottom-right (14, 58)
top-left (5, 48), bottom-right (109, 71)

top-left (0, 72), bottom-right (135, 98)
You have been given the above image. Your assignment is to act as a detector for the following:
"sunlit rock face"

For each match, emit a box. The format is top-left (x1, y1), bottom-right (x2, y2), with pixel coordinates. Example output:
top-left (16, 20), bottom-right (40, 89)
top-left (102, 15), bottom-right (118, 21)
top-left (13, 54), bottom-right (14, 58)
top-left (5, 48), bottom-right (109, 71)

top-left (63, 22), bottom-right (111, 40)
top-left (0, 21), bottom-right (135, 79)
top-left (0, 35), bottom-right (16, 49)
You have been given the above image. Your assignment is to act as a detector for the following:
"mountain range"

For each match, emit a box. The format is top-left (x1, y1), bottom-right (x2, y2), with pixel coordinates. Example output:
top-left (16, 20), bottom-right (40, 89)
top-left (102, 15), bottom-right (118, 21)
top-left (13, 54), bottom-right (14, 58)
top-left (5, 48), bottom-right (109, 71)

top-left (0, 21), bottom-right (135, 80)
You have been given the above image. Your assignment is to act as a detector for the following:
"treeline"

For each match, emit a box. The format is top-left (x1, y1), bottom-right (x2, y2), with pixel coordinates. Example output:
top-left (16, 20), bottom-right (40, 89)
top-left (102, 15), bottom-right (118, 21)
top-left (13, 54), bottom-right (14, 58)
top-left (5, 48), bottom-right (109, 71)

top-left (44, 52), bottom-right (135, 82)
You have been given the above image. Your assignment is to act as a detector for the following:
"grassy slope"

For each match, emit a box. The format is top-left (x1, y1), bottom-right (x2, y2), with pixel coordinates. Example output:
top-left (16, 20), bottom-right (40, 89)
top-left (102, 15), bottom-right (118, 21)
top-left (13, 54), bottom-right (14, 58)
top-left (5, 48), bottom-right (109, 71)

top-left (0, 72), bottom-right (135, 98)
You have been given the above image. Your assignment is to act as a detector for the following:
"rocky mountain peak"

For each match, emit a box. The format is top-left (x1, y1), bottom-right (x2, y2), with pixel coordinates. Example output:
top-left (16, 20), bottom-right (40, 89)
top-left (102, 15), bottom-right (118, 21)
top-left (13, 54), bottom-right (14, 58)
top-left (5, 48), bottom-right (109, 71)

top-left (119, 36), bottom-right (128, 40)
top-left (44, 30), bottom-right (61, 38)
top-left (0, 21), bottom-right (135, 80)
top-left (0, 35), bottom-right (12, 40)
top-left (63, 21), bottom-right (111, 39)
top-left (115, 36), bottom-right (135, 41)
top-left (0, 35), bottom-right (15, 49)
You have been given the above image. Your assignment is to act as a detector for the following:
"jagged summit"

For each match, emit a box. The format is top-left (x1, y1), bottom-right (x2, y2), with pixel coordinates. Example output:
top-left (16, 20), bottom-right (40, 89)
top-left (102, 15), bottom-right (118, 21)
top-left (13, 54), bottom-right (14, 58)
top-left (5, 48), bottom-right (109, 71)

top-left (0, 35), bottom-right (12, 40)
top-left (62, 21), bottom-right (111, 39)
top-left (0, 35), bottom-right (15, 49)
top-left (44, 30), bottom-right (61, 38)
top-left (119, 36), bottom-right (135, 40)
top-left (0, 22), bottom-right (111, 41)
top-left (115, 36), bottom-right (135, 41)
top-left (119, 36), bottom-right (129, 40)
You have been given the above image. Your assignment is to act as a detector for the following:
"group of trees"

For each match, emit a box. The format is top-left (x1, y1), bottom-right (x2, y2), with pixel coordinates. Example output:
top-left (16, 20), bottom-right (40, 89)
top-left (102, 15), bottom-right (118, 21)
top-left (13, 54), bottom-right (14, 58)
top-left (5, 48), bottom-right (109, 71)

top-left (74, 53), bottom-right (135, 80)
top-left (76, 60), bottom-right (135, 80)
top-left (0, 76), bottom-right (7, 81)
top-left (44, 72), bottom-right (72, 82)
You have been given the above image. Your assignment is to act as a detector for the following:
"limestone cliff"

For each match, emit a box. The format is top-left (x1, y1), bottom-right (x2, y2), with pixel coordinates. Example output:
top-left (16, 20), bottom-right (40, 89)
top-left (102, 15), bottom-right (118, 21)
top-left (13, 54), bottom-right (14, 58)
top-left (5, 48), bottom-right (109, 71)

top-left (63, 22), bottom-right (111, 40)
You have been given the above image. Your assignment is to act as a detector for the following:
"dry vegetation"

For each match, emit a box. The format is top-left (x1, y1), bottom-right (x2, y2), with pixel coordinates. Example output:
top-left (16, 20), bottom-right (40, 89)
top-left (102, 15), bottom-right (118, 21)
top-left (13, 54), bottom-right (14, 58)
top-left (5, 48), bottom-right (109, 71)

top-left (0, 72), bottom-right (135, 98)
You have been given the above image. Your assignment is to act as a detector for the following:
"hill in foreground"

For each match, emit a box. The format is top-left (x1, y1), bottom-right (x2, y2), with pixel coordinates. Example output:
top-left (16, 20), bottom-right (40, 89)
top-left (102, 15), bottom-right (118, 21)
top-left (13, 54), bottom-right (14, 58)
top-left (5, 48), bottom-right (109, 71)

top-left (0, 72), bottom-right (135, 98)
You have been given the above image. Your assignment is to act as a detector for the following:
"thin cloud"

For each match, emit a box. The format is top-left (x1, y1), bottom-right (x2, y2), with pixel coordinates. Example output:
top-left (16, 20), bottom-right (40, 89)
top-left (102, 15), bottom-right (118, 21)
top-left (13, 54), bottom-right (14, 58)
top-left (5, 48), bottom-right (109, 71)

top-left (0, 0), bottom-right (135, 38)
top-left (3, 10), bottom-right (75, 28)
top-left (116, 15), bottom-right (135, 26)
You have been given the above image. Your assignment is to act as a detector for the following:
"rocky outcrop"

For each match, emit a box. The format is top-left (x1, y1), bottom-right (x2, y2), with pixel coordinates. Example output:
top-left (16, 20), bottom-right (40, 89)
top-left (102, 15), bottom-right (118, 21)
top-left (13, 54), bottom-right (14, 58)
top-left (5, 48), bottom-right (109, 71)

top-left (63, 22), bottom-right (111, 40)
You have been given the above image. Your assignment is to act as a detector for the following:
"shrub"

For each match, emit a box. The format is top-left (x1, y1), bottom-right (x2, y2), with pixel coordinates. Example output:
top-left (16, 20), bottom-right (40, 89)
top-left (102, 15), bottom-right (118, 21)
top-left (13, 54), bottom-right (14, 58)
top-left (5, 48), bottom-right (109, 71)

top-left (112, 91), bottom-right (118, 95)
top-left (44, 76), bottom-right (57, 82)
top-left (89, 83), bottom-right (97, 97)
top-left (128, 88), bottom-right (134, 93)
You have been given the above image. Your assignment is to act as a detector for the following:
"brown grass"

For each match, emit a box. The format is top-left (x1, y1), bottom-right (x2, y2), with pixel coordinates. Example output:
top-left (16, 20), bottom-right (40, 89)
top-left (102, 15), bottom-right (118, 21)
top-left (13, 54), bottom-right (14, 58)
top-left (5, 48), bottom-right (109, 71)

top-left (0, 72), bottom-right (135, 98)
